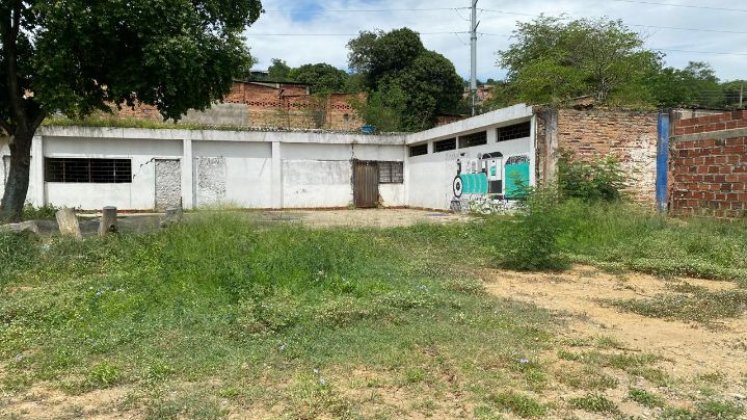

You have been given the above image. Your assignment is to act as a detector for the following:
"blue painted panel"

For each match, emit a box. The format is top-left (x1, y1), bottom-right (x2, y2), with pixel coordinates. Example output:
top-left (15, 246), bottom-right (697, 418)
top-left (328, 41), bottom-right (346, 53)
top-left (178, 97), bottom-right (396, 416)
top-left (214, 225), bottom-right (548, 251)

top-left (656, 113), bottom-right (670, 212)
top-left (505, 162), bottom-right (530, 199)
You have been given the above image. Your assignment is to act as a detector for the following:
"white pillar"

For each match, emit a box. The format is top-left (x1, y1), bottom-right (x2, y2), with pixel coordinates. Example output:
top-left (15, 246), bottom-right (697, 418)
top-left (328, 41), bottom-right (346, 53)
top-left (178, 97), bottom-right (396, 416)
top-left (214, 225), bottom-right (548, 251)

top-left (181, 138), bottom-right (194, 209)
top-left (271, 141), bottom-right (282, 209)
top-left (529, 114), bottom-right (537, 188)
top-left (30, 135), bottom-right (45, 206)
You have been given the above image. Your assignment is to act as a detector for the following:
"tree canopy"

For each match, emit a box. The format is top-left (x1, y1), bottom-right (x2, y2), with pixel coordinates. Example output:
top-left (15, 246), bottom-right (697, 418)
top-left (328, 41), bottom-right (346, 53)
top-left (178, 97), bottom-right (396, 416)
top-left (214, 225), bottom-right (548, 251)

top-left (497, 16), bottom-right (661, 106)
top-left (347, 28), bottom-right (463, 131)
top-left (289, 63), bottom-right (350, 94)
top-left (0, 0), bottom-right (263, 221)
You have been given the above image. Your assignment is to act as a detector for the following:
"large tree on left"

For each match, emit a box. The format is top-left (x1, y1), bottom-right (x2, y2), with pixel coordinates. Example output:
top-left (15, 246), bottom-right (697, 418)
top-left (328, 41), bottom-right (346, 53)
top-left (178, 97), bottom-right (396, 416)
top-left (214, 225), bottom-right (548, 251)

top-left (0, 0), bottom-right (262, 221)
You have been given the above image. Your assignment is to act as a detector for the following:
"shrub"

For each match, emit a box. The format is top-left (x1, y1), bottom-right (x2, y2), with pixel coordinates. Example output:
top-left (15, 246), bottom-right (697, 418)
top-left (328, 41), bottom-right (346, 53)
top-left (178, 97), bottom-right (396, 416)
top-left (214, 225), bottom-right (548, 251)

top-left (557, 150), bottom-right (626, 202)
top-left (497, 188), bottom-right (569, 271)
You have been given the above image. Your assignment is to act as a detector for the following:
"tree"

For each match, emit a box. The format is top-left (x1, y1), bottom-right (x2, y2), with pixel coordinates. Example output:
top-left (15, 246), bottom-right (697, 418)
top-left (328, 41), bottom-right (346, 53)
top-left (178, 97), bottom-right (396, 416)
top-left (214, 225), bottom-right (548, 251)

top-left (652, 62), bottom-right (724, 108)
top-left (0, 0), bottom-right (262, 221)
top-left (347, 28), bottom-right (463, 131)
top-left (289, 63), bottom-right (350, 94)
top-left (267, 58), bottom-right (291, 81)
top-left (497, 16), bottom-right (661, 105)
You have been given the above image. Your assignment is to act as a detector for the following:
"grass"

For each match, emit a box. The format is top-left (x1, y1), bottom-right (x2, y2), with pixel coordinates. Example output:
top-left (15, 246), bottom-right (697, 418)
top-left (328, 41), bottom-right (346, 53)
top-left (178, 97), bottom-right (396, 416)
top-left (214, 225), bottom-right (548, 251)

top-left (628, 387), bottom-right (664, 408)
top-left (608, 289), bottom-right (747, 323)
top-left (0, 214), bottom-right (554, 417)
top-left (2, 201), bottom-right (747, 417)
top-left (568, 393), bottom-right (620, 414)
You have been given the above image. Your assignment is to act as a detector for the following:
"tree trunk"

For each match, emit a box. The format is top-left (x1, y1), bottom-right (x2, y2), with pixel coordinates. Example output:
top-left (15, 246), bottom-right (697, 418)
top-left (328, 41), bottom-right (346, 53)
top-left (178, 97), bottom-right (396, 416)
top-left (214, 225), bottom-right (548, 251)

top-left (0, 131), bottom-right (34, 222)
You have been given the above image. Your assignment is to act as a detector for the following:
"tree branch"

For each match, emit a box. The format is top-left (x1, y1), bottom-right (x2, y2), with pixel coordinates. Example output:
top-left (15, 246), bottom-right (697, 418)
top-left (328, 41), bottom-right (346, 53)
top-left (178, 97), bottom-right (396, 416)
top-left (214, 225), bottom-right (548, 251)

top-left (1, 1), bottom-right (27, 130)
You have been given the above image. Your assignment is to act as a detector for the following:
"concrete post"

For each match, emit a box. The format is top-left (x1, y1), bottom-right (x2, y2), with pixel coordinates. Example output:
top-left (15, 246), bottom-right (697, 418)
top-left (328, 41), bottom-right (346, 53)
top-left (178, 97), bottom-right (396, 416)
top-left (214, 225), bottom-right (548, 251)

top-left (98, 206), bottom-right (118, 236)
top-left (30, 135), bottom-right (45, 206)
top-left (271, 141), bottom-right (283, 209)
top-left (56, 207), bottom-right (82, 239)
top-left (181, 138), bottom-right (194, 209)
top-left (543, 108), bottom-right (559, 185)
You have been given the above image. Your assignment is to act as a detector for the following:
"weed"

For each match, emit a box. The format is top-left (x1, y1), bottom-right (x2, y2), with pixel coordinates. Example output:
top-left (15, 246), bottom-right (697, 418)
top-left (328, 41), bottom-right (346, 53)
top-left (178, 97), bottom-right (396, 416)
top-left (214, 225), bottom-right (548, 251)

top-left (558, 366), bottom-right (618, 391)
top-left (628, 387), bottom-right (664, 408)
top-left (87, 362), bottom-right (121, 389)
top-left (695, 399), bottom-right (745, 419)
top-left (609, 290), bottom-right (747, 323)
top-left (490, 391), bottom-right (548, 418)
top-left (659, 406), bottom-right (696, 420)
top-left (569, 393), bottom-right (619, 414)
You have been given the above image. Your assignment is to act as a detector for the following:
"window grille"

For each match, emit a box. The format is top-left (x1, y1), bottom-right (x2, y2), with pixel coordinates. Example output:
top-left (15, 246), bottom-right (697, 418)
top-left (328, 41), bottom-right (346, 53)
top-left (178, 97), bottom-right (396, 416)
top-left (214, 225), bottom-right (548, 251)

top-left (409, 144), bottom-right (428, 157)
top-left (459, 131), bottom-right (487, 148)
top-left (497, 122), bottom-right (531, 142)
top-left (434, 138), bottom-right (456, 152)
top-left (378, 161), bottom-right (404, 184)
top-left (45, 158), bottom-right (132, 183)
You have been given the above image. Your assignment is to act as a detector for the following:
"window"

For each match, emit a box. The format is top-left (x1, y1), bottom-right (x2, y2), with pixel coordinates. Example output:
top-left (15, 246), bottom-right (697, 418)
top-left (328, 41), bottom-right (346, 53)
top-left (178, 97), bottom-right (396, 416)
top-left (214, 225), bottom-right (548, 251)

top-left (45, 158), bottom-right (132, 183)
top-left (459, 131), bottom-right (487, 148)
top-left (434, 138), bottom-right (456, 152)
top-left (409, 144), bottom-right (428, 157)
top-left (378, 161), bottom-right (404, 184)
top-left (497, 121), bottom-right (531, 142)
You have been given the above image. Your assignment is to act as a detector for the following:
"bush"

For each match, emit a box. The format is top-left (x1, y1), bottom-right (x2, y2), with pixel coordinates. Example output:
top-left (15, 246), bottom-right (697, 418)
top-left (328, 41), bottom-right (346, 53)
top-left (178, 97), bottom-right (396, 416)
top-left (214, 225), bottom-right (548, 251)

top-left (557, 150), bottom-right (626, 202)
top-left (496, 188), bottom-right (569, 271)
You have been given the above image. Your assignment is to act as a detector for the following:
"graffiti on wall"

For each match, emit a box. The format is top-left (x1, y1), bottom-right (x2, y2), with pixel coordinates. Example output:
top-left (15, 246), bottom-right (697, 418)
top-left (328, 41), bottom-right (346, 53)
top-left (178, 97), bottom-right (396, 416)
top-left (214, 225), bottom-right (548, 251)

top-left (449, 152), bottom-right (530, 212)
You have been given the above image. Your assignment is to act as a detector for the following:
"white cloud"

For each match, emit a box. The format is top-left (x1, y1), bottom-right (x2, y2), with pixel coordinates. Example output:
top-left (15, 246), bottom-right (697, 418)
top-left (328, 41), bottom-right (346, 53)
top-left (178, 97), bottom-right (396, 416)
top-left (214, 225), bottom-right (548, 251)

top-left (244, 0), bottom-right (747, 82)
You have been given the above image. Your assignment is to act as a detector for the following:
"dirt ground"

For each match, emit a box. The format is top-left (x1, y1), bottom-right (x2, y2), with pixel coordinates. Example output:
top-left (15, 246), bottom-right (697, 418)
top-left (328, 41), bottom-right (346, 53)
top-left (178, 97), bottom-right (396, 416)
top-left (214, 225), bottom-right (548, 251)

top-left (485, 266), bottom-right (747, 418)
top-left (259, 208), bottom-right (470, 228)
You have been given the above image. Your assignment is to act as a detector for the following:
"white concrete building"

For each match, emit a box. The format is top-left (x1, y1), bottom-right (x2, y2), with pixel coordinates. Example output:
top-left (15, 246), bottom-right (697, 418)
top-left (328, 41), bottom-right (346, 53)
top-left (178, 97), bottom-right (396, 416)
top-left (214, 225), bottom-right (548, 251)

top-left (0, 104), bottom-right (536, 211)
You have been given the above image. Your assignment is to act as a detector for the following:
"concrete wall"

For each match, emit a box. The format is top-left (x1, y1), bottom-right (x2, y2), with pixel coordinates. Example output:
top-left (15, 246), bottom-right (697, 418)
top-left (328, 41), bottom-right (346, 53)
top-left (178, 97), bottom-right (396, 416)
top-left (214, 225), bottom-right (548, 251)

top-left (6, 126), bottom-right (407, 211)
top-left (670, 111), bottom-right (747, 218)
top-left (406, 104), bottom-right (535, 210)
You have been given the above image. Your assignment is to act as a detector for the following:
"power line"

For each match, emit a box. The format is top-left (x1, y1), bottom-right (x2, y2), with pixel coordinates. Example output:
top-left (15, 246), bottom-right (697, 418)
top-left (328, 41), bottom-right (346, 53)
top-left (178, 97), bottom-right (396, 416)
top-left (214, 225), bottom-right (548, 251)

top-left (262, 7), bottom-right (470, 13)
top-left (477, 8), bottom-right (747, 35)
top-left (606, 0), bottom-right (747, 13)
top-left (247, 31), bottom-right (469, 37)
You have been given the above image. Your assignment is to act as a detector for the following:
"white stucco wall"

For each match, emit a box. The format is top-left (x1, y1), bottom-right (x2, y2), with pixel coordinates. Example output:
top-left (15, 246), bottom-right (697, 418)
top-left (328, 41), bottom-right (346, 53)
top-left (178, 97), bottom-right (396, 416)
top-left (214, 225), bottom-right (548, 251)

top-left (43, 136), bottom-right (182, 209)
top-left (193, 141), bottom-right (272, 208)
top-left (405, 104), bottom-right (535, 210)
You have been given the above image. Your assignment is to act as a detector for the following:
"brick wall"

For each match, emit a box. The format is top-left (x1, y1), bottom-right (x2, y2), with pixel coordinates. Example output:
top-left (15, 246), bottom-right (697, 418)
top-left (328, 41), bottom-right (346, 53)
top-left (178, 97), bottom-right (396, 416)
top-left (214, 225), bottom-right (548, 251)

top-left (112, 82), bottom-right (363, 131)
top-left (536, 108), bottom-right (659, 204)
top-left (670, 111), bottom-right (747, 218)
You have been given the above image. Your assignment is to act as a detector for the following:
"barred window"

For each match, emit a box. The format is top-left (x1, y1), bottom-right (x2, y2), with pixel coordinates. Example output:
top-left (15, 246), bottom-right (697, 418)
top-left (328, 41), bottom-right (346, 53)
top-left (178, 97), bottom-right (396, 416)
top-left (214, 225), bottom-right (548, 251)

top-left (459, 131), bottom-right (487, 148)
top-left (409, 144), bottom-right (428, 157)
top-left (434, 138), bottom-right (456, 152)
top-left (45, 158), bottom-right (132, 183)
top-left (378, 161), bottom-right (404, 184)
top-left (497, 122), bottom-right (531, 142)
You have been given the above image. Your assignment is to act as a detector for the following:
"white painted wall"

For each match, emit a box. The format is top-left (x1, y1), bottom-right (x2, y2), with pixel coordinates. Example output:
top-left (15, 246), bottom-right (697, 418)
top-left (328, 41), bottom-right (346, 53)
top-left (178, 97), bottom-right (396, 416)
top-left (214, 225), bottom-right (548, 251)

top-left (0, 107), bottom-right (537, 212)
top-left (405, 104), bottom-right (535, 210)
top-left (193, 141), bottom-right (272, 208)
top-left (43, 136), bottom-right (182, 210)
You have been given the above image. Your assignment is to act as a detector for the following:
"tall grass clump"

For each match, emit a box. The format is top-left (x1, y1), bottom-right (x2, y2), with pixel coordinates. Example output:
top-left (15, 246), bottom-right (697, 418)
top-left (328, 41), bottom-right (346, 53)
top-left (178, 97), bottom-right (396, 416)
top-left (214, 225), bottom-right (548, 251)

top-left (494, 188), bottom-right (569, 271)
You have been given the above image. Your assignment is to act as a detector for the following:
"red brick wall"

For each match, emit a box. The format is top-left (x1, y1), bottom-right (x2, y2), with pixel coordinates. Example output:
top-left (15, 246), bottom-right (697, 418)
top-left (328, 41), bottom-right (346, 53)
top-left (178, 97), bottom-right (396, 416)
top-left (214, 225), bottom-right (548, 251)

top-left (111, 82), bottom-right (363, 131)
top-left (670, 111), bottom-right (747, 218)
top-left (536, 108), bottom-right (659, 204)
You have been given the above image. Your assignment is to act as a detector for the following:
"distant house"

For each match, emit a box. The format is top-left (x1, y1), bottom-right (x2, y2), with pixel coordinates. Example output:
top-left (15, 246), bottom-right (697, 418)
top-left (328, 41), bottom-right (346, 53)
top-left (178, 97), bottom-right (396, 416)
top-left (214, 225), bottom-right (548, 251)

top-left (115, 80), bottom-right (363, 131)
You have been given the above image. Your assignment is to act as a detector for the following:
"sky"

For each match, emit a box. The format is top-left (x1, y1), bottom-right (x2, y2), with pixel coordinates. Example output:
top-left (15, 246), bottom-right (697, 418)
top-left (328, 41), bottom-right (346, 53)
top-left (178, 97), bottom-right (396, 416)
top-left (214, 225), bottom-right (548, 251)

top-left (243, 0), bottom-right (747, 83)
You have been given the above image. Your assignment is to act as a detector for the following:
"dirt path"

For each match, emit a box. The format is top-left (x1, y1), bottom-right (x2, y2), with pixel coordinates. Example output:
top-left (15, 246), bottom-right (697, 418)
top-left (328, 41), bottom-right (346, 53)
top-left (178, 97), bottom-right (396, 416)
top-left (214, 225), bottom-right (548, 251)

top-left (485, 266), bottom-right (747, 398)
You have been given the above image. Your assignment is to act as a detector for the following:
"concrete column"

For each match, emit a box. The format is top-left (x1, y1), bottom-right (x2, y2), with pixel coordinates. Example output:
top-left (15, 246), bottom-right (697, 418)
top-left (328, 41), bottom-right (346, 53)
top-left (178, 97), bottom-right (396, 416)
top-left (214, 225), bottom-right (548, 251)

top-left (30, 135), bottom-right (45, 206)
top-left (529, 114), bottom-right (537, 188)
top-left (271, 141), bottom-right (282, 209)
top-left (543, 108), bottom-right (559, 185)
top-left (181, 138), bottom-right (194, 209)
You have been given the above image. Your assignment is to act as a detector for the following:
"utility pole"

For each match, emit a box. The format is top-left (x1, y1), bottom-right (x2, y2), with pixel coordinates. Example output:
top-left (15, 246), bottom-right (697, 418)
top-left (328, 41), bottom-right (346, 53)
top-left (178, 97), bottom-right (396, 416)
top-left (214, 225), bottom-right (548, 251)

top-left (470, 0), bottom-right (479, 116)
top-left (740, 82), bottom-right (744, 108)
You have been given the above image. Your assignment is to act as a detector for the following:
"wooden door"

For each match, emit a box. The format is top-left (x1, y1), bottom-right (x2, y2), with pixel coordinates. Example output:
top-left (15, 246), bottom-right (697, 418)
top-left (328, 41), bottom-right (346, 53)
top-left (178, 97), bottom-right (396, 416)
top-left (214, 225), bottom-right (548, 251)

top-left (353, 161), bottom-right (379, 208)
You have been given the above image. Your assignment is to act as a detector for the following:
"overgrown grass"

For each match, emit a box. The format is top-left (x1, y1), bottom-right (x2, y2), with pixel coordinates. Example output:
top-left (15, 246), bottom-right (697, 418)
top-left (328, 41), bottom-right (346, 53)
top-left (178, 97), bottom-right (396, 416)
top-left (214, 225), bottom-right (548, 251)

top-left (0, 214), bottom-right (553, 417)
top-left (608, 289), bottom-right (747, 323)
